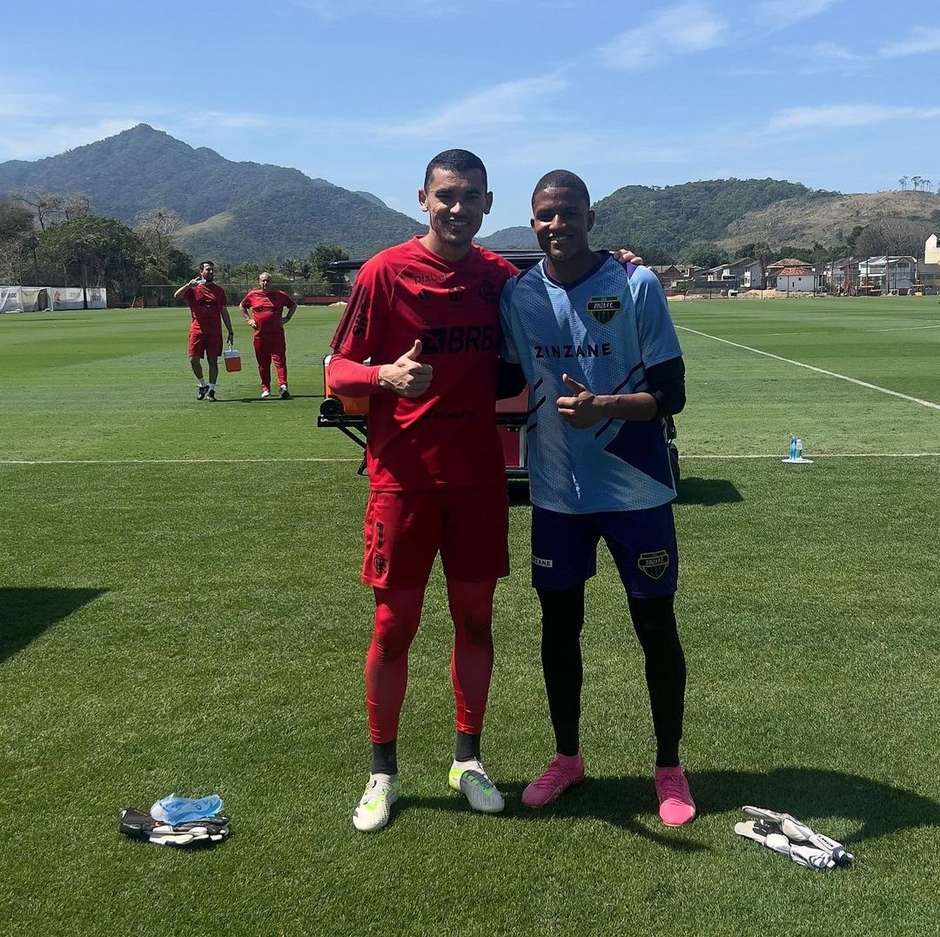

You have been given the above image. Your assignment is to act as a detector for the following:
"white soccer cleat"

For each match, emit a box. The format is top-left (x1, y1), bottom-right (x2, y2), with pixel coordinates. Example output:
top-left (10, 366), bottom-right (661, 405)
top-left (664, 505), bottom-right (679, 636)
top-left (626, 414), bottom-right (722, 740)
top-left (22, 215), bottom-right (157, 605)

top-left (448, 759), bottom-right (505, 814)
top-left (261, 388), bottom-right (271, 399)
top-left (353, 774), bottom-right (400, 833)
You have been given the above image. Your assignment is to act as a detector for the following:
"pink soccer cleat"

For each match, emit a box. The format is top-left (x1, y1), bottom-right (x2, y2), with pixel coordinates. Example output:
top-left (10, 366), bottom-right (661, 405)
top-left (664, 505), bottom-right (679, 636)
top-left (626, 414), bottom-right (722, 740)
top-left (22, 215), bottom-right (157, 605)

top-left (654, 765), bottom-right (696, 826)
top-left (522, 752), bottom-right (585, 807)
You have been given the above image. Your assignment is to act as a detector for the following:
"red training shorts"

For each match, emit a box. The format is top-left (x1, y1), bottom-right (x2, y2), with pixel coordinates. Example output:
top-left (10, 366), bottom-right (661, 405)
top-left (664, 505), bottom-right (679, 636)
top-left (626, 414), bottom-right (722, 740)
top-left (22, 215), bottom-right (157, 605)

top-left (362, 486), bottom-right (509, 588)
top-left (188, 327), bottom-right (223, 359)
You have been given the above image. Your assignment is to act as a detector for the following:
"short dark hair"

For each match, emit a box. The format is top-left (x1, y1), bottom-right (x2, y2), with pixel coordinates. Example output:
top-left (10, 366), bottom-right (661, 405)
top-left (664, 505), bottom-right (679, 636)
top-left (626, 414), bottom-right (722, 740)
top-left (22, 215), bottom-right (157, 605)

top-left (532, 170), bottom-right (590, 207)
top-left (199, 260), bottom-right (215, 270)
top-left (424, 149), bottom-right (488, 190)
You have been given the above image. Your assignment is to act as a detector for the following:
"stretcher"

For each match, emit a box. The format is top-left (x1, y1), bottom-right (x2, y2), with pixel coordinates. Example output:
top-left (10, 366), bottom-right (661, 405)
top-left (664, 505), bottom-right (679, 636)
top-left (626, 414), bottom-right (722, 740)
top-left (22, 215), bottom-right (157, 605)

top-left (317, 354), bottom-right (530, 478)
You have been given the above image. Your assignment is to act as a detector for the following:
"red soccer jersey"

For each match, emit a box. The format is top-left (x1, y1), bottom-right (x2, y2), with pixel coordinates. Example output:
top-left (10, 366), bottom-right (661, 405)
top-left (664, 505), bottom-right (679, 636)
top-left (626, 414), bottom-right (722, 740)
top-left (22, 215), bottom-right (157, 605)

top-left (186, 283), bottom-right (227, 333)
top-left (241, 288), bottom-right (292, 334)
top-left (331, 237), bottom-right (518, 492)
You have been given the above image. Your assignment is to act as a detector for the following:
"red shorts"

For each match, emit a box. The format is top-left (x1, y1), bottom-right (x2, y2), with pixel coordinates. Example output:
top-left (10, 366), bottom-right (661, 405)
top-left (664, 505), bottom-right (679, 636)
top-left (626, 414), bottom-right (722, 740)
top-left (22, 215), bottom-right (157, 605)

top-left (188, 327), bottom-right (222, 359)
top-left (362, 486), bottom-right (509, 588)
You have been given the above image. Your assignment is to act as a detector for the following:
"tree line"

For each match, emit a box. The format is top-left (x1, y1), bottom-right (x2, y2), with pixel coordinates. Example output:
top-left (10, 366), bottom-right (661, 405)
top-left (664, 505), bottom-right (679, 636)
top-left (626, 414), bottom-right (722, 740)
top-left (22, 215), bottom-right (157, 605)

top-left (0, 190), bottom-right (350, 304)
top-left (897, 176), bottom-right (938, 193)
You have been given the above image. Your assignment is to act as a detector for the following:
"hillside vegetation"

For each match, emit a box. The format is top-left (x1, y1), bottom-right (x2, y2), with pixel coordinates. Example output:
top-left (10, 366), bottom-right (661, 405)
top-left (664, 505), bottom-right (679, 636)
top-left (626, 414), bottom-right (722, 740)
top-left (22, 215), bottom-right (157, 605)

top-left (0, 124), bottom-right (424, 262)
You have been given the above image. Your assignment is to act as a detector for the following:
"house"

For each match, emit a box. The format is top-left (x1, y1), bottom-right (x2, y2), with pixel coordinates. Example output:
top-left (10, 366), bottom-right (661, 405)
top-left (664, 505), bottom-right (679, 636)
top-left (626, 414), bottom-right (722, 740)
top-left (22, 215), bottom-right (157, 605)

top-left (765, 257), bottom-right (811, 282)
top-left (651, 264), bottom-right (698, 289)
top-left (858, 256), bottom-right (917, 293)
top-left (925, 234), bottom-right (940, 265)
top-left (917, 235), bottom-right (940, 292)
top-left (776, 266), bottom-right (815, 293)
top-left (705, 257), bottom-right (764, 289)
top-left (815, 257), bottom-right (857, 293)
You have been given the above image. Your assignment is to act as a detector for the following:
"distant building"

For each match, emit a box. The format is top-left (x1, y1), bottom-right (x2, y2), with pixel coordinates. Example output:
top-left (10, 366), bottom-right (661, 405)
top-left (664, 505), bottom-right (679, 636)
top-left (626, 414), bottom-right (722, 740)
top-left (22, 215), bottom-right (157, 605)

top-left (775, 264), bottom-right (816, 293)
top-left (925, 234), bottom-right (940, 265)
top-left (815, 257), bottom-right (857, 293)
top-left (918, 235), bottom-right (940, 292)
top-left (705, 257), bottom-right (764, 289)
top-left (651, 264), bottom-right (699, 289)
top-left (858, 256), bottom-right (917, 292)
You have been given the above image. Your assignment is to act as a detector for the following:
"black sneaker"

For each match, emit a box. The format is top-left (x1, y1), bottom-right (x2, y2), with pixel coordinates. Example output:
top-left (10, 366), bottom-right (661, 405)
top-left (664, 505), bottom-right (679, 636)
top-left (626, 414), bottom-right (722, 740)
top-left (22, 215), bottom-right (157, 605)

top-left (196, 385), bottom-right (209, 400)
top-left (279, 386), bottom-right (291, 400)
top-left (206, 388), bottom-right (217, 401)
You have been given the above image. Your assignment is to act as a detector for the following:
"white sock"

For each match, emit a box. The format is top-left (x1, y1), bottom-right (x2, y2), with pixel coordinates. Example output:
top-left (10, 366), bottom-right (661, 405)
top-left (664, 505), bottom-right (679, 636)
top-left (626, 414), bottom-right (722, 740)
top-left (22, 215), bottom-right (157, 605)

top-left (197, 378), bottom-right (207, 387)
top-left (280, 384), bottom-right (288, 391)
top-left (208, 383), bottom-right (216, 390)
top-left (370, 772), bottom-right (397, 783)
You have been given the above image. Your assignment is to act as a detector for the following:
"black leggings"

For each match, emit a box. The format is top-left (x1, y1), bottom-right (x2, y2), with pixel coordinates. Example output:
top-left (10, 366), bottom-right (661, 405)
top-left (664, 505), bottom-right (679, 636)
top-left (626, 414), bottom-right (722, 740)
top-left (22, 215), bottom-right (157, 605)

top-left (537, 586), bottom-right (687, 765)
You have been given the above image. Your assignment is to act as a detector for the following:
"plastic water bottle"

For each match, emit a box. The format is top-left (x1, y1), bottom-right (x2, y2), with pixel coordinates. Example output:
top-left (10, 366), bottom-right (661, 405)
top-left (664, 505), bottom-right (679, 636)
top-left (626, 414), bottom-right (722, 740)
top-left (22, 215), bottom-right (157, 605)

top-left (789, 434), bottom-right (798, 461)
top-left (795, 437), bottom-right (803, 460)
top-left (151, 793), bottom-right (223, 824)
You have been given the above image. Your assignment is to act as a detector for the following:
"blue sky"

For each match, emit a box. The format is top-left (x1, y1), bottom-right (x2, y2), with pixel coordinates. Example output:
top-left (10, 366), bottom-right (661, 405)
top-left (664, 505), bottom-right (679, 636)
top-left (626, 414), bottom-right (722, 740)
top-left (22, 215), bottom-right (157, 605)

top-left (2, 0), bottom-right (939, 234)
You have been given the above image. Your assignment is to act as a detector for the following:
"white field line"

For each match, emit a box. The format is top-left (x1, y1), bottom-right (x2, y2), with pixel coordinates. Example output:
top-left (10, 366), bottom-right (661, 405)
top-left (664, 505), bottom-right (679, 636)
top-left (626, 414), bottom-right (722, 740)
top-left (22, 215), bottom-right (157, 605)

top-left (676, 325), bottom-right (940, 411)
top-left (683, 452), bottom-right (940, 459)
top-left (0, 457), bottom-right (361, 466)
top-left (1, 454), bottom-right (938, 467)
top-left (865, 323), bottom-right (940, 333)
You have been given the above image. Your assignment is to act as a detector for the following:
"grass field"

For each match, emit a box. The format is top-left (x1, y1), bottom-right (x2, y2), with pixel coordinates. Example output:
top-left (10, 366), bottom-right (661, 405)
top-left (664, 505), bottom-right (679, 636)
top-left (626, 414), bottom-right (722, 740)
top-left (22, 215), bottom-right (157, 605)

top-left (1, 297), bottom-right (939, 937)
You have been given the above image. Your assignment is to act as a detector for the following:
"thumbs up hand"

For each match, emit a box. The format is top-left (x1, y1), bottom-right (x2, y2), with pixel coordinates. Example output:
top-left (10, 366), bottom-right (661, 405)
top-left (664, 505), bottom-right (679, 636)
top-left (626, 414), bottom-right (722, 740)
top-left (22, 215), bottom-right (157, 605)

top-left (556, 373), bottom-right (603, 428)
top-left (378, 339), bottom-right (434, 397)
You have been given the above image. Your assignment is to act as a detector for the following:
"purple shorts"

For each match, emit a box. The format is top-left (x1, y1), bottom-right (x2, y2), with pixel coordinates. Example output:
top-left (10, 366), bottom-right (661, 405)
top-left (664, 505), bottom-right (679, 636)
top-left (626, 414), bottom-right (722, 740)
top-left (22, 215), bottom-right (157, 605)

top-left (531, 502), bottom-right (678, 597)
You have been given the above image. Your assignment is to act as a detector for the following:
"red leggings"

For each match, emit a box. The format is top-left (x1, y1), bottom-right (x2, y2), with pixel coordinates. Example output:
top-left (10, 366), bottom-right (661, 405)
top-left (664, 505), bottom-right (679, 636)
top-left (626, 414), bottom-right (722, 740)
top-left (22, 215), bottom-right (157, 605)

top-left (365, 579), bottom-right (497, 743)
top-left (253, 332), bottom-right (286, 389)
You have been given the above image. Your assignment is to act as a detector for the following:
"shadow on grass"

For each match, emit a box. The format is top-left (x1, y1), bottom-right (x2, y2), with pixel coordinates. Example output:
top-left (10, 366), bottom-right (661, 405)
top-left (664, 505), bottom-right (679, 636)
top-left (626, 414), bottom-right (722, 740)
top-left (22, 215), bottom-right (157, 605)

top-left (400, 767), bottom-right (940, 851)
top-left (508, 480), bottom-right (531, 508)
top-left (214, 394), bottom-right (322, 404)
top-left (0, 587), bottom-right (106, 664)
top-left (676, 477), bottom-right (743, 506)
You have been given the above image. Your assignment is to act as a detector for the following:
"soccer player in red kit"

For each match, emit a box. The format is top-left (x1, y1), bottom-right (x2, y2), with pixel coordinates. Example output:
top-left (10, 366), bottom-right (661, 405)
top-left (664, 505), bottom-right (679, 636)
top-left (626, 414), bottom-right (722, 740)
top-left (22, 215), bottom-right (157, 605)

top-left (174, 260), bottom-right (234, 401)
top-left (328, 150), bottom-right (519, 832)
top-left (240, 272), bottom-right (297, 399)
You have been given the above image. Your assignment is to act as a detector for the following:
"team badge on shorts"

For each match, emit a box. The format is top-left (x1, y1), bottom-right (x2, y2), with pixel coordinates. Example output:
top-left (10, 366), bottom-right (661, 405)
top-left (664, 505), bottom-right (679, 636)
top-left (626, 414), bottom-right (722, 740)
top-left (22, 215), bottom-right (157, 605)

top-left (586, 296), bottom-right (622, 324)
top-left (638, 550), bottom-right (670, 580)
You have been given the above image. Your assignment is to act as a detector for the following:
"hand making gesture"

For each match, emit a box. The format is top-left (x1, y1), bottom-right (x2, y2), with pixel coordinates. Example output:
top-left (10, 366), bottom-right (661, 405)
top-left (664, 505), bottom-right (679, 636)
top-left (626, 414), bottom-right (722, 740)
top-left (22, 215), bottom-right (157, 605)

top-left (378, 339), bottom-right (433, 398)
top-left (556, 373), bottom-right (605, 428)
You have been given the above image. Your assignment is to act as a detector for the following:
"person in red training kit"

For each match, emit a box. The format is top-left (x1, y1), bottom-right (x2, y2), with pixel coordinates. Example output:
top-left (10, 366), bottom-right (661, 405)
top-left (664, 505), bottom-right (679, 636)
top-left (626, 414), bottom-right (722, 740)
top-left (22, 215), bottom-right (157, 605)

top-left (240, 272), bottom-right (297, 399)
top-left (173, 260), bottom-right (234, 401)
top-left (329, 149), bottom-right (520, 832)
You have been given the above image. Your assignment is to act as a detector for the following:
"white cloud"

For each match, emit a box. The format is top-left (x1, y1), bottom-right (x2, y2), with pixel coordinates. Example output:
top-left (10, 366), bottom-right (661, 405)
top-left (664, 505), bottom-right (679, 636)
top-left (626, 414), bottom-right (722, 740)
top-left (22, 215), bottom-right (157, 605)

top-left (768, 104), bottom-right (940, 132)
top-left (0, 91), bottom-right (60, 119)
top-left (0, 119), bottom-right (141, 161)
top-left (374, 75), bottom-right (569, 139)
top-left (757, 0), bottom-right (840, 21)
top-left (808, 41), bottom-right (861, 62)
top-left (600, 1), bottom-right (725, 70)
top-left (879, 27), bottom-right (940, 58)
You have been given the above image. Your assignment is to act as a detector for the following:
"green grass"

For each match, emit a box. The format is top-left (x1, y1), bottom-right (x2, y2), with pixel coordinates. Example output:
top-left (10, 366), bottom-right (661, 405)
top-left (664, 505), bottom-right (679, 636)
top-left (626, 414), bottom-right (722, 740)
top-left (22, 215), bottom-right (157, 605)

top-left (1, 297), bottom-right (939, 937)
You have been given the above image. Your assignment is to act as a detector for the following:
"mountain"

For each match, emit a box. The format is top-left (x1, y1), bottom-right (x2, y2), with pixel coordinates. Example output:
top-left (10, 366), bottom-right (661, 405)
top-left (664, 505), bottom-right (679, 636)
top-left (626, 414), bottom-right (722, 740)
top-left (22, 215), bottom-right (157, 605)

top-left (0, 124), bottom-right (425, 262)
top-left (718, 190), bottom-right (940, 252)
top-left (590, 179), bottom-right (836, 258)
top-left (590, 178), bottom-right (940, 259)
top-left (477, 226), bottom-right (538, 250)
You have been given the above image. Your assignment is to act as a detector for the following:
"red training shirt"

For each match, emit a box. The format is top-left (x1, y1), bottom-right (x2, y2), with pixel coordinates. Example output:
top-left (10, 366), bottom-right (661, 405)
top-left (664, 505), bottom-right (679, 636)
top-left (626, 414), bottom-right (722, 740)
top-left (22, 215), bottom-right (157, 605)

top-left (241, 288), bottom-right (293, 335)
top-left (330, 237), bottom-right (518, 492)
top-left (186, 283), bottom-right (227, 333)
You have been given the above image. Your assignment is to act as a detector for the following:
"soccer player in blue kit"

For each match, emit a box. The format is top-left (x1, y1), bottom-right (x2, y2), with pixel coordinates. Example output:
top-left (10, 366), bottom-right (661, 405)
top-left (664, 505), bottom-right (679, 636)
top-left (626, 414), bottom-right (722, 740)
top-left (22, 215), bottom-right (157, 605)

top-left (500, 170), bottom-right (695, 825)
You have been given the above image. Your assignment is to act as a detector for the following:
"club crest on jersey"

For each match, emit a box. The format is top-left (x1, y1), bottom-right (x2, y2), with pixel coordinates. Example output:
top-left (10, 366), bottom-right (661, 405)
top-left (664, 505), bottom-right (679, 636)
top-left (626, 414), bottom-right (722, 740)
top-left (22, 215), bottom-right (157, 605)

top-left (586, 296), bottom-right (622, 324)
top-left (637, 550), bottom-right (669, 580)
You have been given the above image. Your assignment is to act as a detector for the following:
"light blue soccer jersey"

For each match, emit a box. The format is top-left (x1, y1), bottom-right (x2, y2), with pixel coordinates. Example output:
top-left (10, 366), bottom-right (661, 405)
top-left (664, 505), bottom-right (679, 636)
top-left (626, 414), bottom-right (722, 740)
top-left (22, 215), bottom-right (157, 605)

top-left (500, 257), bottom-right (682, 514)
